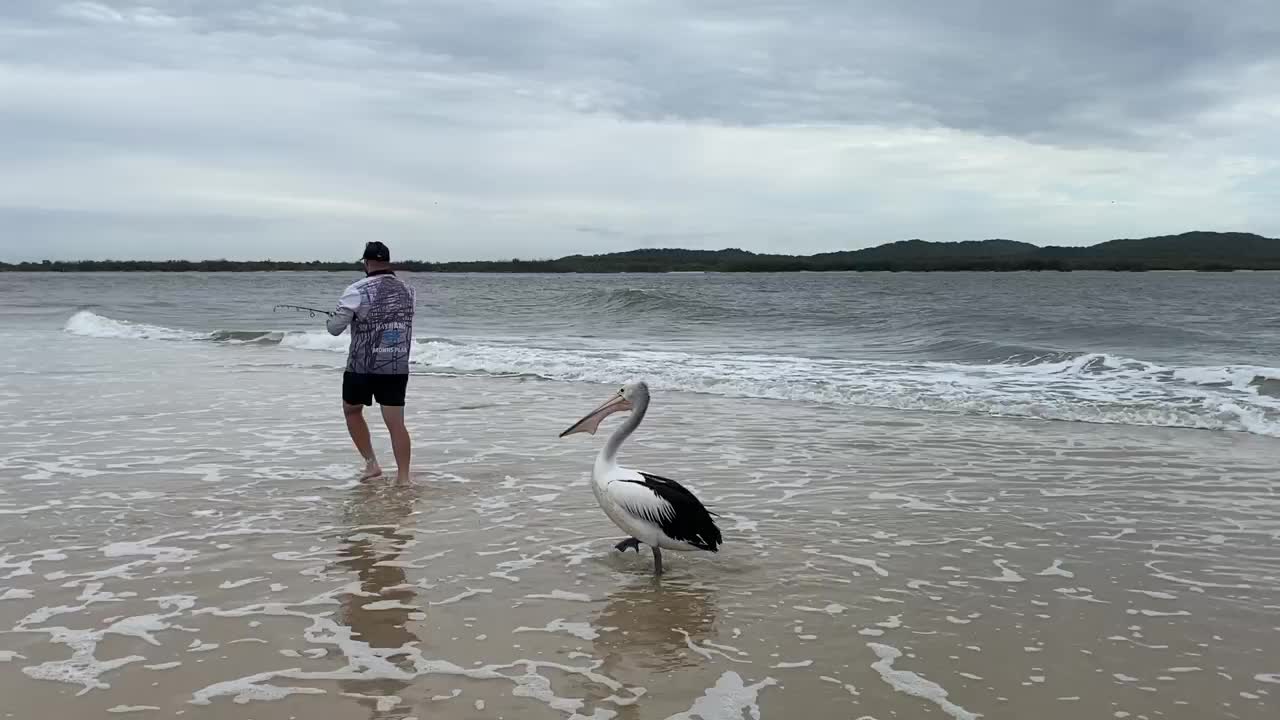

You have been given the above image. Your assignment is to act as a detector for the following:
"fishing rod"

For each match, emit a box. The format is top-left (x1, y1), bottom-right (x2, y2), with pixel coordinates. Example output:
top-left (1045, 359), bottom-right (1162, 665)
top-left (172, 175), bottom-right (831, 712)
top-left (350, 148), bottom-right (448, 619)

top-left (273, 304), bottom-right (335, 318)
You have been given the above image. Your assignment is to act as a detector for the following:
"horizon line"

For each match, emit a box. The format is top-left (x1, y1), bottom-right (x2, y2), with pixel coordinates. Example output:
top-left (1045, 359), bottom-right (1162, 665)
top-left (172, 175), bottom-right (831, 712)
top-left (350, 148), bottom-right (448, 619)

top-left (3, 229), bottom-right (1275, 265)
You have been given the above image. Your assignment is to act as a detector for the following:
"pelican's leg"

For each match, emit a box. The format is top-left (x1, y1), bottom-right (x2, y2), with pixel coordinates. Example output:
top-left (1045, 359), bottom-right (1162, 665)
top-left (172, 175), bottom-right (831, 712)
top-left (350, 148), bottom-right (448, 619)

top-left (652, 547), bottom-right (664, 575)
top-left (614, 538), bottom-right (642, 553)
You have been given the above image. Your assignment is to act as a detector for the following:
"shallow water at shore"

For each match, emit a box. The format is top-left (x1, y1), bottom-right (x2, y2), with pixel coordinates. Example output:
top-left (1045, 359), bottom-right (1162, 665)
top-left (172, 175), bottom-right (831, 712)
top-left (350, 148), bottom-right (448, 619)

top-left (2, 331), bottom-right (1278, 719)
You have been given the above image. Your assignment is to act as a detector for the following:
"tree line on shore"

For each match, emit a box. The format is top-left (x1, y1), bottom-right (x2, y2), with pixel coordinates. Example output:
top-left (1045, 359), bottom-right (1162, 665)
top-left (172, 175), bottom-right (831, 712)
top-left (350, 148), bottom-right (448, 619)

top-left (4, 231), bottom-right (1278, 273)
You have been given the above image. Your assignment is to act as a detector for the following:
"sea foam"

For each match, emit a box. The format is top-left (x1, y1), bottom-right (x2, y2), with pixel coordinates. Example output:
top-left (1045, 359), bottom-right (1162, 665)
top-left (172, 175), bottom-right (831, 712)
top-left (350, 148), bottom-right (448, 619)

top-left (62, 311), bottom-right (1280, 437)
top-left (867, 643), bottom-right (980, 720)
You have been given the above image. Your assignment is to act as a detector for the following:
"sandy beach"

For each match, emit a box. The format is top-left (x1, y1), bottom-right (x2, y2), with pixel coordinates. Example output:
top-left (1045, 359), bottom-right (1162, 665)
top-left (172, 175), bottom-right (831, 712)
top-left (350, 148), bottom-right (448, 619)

top-left (2, 325), bottom-right (1277, 718)
top-left (7, 0), bottom-right (1280, 714)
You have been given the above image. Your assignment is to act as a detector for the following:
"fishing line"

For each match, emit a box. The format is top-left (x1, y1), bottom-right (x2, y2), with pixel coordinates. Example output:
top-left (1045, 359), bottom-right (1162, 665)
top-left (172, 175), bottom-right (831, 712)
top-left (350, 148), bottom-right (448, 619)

top-left (273, 304), bottom-right (335, 318)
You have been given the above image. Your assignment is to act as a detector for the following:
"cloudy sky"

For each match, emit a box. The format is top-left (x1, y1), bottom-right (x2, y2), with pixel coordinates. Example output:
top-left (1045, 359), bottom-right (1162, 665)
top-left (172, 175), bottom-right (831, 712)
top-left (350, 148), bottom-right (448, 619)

top-left (2, 1), bottom-right (1277, 261)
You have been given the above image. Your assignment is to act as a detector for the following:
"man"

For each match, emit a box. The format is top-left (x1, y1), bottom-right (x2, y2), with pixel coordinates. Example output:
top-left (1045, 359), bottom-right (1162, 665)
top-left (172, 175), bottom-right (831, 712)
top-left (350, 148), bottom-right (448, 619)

top-left (327, 241), bottom-right (416, 481)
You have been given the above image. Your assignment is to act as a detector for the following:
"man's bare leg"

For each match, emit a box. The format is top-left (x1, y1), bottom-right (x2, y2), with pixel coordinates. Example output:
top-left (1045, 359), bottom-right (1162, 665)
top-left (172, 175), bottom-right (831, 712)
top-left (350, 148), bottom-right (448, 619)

top-left (381, 405), bottom-right (412, 482)
top-left (344, 402), bottom-right (382, 479)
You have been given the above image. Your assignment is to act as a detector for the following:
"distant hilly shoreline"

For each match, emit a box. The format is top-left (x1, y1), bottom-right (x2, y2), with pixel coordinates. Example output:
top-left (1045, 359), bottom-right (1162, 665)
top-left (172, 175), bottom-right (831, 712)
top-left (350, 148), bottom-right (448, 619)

top-left (5, 231), bottom-right (1280, 273)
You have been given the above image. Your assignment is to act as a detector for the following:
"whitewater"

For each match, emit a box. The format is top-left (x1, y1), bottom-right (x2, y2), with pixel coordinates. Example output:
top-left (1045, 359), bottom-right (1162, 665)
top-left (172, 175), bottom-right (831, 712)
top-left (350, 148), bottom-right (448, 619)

top-left (64, 307), bottom-right (1280, 437)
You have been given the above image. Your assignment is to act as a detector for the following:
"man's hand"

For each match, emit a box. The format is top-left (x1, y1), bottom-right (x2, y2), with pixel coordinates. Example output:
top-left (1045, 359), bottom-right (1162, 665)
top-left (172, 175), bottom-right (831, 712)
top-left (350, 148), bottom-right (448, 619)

top-left (327, 306), bottom-right (355, 336)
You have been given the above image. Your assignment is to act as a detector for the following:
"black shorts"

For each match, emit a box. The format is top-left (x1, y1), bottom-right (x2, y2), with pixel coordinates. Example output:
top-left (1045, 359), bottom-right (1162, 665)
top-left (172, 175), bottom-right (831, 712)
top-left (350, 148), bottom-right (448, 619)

top-left (342, 372), bottom-right (409, 407)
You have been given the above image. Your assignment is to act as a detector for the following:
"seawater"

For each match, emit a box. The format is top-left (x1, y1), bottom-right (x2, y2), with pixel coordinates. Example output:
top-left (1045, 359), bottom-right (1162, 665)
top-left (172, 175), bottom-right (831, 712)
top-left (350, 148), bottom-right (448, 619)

top-left (0, 271), bottom-right (1277, 719)
top-left (14, 270), bottom-right (1280, 438)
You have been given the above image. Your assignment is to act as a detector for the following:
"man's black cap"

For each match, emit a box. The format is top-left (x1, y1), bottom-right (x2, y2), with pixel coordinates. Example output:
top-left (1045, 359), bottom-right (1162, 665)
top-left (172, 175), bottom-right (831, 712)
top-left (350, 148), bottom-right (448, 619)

top-left (362, 241), bottom-right (391, 262)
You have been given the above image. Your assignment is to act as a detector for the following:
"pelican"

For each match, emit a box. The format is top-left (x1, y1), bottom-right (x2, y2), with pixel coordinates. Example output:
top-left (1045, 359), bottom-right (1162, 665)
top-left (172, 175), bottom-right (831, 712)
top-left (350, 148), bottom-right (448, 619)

top-left (559, 381), bottom-right (721, 575)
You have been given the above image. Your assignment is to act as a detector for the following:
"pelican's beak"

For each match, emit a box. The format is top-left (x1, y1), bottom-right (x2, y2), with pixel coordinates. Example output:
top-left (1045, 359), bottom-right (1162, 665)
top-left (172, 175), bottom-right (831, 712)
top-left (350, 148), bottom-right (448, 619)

top-left (560, 393), bottom-right (633, 437)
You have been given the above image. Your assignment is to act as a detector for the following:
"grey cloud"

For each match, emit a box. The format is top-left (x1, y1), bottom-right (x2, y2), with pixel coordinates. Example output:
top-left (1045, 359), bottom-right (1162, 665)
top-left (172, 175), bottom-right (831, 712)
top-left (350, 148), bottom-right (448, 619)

top-left (0, 206), bottom-right (285, 261)
top-left (7, 1), bottom-right (1278, 145)
top-left (75, 3), bottom-right (1280, 142)
top-left (0, 1), bottom-right (1277, 261)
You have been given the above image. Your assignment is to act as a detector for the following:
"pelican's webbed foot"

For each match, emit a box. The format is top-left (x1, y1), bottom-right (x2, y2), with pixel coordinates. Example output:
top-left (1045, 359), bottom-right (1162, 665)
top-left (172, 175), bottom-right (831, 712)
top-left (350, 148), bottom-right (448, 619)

top-left (614, 538), bottom-right (642, 553)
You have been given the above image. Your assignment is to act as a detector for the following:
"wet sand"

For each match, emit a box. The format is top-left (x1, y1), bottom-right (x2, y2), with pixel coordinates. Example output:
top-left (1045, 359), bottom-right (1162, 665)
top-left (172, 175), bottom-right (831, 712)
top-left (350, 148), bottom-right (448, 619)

top-left (1, 342), bottom-right (1278, 719)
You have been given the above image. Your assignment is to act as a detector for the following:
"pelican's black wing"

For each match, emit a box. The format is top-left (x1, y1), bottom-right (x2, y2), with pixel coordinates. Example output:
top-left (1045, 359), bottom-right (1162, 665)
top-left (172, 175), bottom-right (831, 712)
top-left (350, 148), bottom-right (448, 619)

top-left (614, 472), bottom-right (722, 552)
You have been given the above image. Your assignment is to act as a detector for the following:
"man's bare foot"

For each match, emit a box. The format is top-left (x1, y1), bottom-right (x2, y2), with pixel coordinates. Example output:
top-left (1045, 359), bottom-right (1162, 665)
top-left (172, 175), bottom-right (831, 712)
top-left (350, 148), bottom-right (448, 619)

top-left (395, 470), bottom-right (410, 484)
top-left (360, 460), bottom-right (383, 480)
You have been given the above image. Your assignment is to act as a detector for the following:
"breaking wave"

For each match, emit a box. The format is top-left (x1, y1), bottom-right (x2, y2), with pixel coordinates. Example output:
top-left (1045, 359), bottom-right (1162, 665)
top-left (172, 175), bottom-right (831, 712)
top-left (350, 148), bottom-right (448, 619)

top-left (560, 287), bottom-right (735, 323)
top-left (407, 342), bottom-right (1280, 437)
top-left (63, 311), bottom-right (1280, 437)
top-left (64, 310), bottom-right (207, 341)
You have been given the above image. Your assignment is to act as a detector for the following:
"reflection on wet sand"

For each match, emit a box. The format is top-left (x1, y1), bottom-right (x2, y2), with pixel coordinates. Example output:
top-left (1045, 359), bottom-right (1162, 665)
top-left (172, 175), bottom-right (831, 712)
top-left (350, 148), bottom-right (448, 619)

top-left (334, 481), bottom-right (421, 719)
top-left (584, 579), bottom-right (720, 720)
top-left (593, 579), bottom-right (719, 672)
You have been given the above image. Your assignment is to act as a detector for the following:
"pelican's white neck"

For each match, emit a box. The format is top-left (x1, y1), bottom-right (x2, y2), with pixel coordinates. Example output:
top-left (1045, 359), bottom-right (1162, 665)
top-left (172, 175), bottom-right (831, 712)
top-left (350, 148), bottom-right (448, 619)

top-left (599, 390), bottom-right (649, 466)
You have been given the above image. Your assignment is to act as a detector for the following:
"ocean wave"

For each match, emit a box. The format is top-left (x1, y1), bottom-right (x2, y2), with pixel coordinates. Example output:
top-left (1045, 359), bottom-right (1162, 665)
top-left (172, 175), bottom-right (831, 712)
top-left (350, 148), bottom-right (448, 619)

top-left (406, 342), bottom-right (1280, 436)
top-left (62, 311), bottom-right (1280, 437)
top-left (893, 337), bottom-right (1079, 365)
top-left (277, 331), bottom-right (349, 352)
top-left (563, 287), bottom-right (730, 321)
top-left (65, 311), bottom-right (465, 351)
top-left (207, 330), bottom-right (286, 344)
top-left (64, 310), bottom-right (207, 341)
